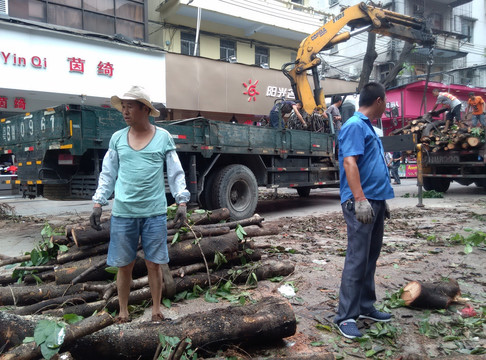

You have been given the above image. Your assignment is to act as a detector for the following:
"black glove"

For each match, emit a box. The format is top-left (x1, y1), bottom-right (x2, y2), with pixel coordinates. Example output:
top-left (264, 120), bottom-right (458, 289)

top-left (90, 207), bottom-right (102, 231)
top-left (385, 201), bottom-right (391, 220)
top-left (173, 204), bottom-right (187, 229)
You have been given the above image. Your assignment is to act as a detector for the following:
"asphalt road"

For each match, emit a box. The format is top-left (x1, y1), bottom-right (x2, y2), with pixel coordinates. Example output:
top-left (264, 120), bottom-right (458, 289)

top-left (0, 178), bottom-right (484, 257)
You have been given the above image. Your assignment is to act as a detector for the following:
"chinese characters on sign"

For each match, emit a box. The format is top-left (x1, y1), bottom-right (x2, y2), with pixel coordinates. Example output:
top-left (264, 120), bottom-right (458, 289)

top-left (266, 86), bottom-right (295, 99)
top-left (14, 98), bottom-right (26, 110)
top-left (97, 61), bottom-right (114, 77)
top-left (67, 57), bottom-right (85, 73)
top-left (0, 97), bottom-right (26, 109)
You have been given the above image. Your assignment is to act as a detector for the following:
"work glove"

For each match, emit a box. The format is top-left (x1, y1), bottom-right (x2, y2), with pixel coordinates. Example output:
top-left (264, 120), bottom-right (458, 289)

top-left (385, 201), bottom-right (391, 220)
top-left (355, 200), bottom-right (375, 224)
top-left (173, 204), bottom-right (187, 229)
top-left (90, 207), bottom-right (102, 231)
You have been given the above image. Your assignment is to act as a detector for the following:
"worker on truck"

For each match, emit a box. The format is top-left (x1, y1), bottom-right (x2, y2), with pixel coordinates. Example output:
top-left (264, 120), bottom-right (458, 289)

top-left (431, 89), bottom-right (462, 127)
top-left (90, 85), bottom-right (190, 324)
top-left (465, 92), bottom-right (486, 129)
top-left (269, 99), bottom-right (306, 129)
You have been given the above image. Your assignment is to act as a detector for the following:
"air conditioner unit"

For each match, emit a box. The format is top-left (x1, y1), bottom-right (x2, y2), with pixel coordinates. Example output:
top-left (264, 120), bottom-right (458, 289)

top-left (0, 0), bottom-right (7, 14)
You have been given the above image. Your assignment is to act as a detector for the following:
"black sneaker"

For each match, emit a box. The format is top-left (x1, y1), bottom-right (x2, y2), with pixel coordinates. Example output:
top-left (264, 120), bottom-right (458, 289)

top-left (359, 310), bottom-right (392, 322)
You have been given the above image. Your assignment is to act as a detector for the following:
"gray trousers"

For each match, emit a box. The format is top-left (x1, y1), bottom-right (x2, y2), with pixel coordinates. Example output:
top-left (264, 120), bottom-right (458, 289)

top-left (334, 199), bottom-right (386, 324)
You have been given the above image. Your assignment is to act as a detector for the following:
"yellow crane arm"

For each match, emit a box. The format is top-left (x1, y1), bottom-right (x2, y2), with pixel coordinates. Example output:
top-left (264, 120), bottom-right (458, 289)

top-left (282, 2), bottom-right (435, 115)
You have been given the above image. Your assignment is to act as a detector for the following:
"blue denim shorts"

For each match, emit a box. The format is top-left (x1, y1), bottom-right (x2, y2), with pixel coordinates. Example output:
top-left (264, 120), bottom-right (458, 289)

top-left (107, 215), bottom-right (169, 267)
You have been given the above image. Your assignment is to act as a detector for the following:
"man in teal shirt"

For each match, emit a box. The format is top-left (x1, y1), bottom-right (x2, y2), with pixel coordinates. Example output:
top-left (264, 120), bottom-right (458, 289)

top-left (90, 85), bottom-right (190, 323)
top-left (334, 82), bottom-right (394, 339)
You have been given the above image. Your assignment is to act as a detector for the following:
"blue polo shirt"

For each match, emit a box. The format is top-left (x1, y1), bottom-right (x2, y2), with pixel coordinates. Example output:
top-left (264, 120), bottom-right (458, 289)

top-left (338, 111), bottom-right (394, 204)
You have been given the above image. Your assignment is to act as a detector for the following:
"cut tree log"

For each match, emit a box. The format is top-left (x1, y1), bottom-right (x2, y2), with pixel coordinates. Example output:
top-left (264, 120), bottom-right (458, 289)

top-left (0, 311), bottom-right (113, 360)
top-left (167, 226), bottom-right (230, 243)
top-left (401, 278), bottom-right (465, 309)
top-left (56, 242), bottom-right (109, 264)
top-left (0, 255), bottom-right (31, 267)
top-left (0, 283), bottom-right (86, 306)
top-left (467, 136), bottom-right (480, 147)
top-left (71, 222), bottom-right (111, 247)
top-left (10, 291), bottom-right (99, 315)
top-left (0, 312), bottom-right (37, 352)
top-left (167, 208), bottom-right (230, 229)
top-left (69, 296), bottom-right (296, 360)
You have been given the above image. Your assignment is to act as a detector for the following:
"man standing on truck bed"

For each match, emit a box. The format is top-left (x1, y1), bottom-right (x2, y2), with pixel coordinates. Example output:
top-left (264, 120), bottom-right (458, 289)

top-left (90, 85), bottom-right (190, 324)
top-left (466, 92), bottom-right (486, 129)
top-left (431, 89), bottom-right (462, 129)
top-left (334, 82), bottom-right (394, 339)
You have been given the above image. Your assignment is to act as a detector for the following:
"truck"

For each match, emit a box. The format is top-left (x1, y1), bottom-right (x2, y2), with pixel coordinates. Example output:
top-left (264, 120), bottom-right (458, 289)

top-left (0, 2), bottom-right (436, 218)
top-left (0, 104), bottom-right (339, 219)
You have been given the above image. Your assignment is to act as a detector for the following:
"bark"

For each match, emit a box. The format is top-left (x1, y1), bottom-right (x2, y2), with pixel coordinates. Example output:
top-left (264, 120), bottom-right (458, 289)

top-left (382, 42), bottom-right (415, 88)
top-left (167, 208), bottom-right (230, 229)
top-left (0, 255), bottom-right (31, 267)
top-left (357, 32), bottom-right (377, 93)
top-left (71, 223), bottom-right (111, 247)
top-left (167, 214), bottom-right (265, 236)
top-left (50, 235), bottom-right (72, 246)
top-left (0, 312), bottom-right (37, 352)
top-left (69, 296), bottom-right (296, 360)
top-left (167, 226), bottom-right (230, 243)
top-left (0, 311), bottom-right (113, 360)
top-left (10, 291), bottom-right (100, 315)
top-left (56, 242), bottom-right (109, 264)
top-left (401, 278), bottom-right (463, 309)
top-left (45, 259), bottom-right (289, 317)
top-left (0, 271), bottom-right (55, 286)
top-left (0, 283), bottom-right (85, 306)
top-left (71, 258), bottom-right (107, 285)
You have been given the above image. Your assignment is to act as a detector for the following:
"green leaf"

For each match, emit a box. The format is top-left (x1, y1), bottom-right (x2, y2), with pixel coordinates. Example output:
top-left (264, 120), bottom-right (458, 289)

top-left (63, 313), bottom-right (84, 324)
top-left (162, 298), bottom-right (172, 308)
top-left (464, 244), bottom-right (473, 254)
top-left (23, 336), bottom-right (35, 343)
top-left (172, 231), bottom-right (180, 245)
top-left (315, 324), bottom-right (332, 332)
top-left (104, 266), bottom-right (119, 274)
top-left (204, 291), bottom-right (219, 303)
top-left (58, 245), bottom-right (69, 253)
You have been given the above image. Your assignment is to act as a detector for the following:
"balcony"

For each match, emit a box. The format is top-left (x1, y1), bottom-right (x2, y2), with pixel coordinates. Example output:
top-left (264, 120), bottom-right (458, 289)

top-left (154, 0), bottom-right (328, 45)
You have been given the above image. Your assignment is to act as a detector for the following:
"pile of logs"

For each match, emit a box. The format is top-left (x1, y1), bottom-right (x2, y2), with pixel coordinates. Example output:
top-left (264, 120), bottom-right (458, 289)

top-left (0, 208), bottom-right (297, 359)
top-left (390, 110), bottom-right (483, 153)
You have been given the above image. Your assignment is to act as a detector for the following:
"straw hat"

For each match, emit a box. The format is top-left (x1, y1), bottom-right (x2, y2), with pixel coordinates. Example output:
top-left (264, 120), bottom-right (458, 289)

top-left (111, 85), bottom-right (160, 117)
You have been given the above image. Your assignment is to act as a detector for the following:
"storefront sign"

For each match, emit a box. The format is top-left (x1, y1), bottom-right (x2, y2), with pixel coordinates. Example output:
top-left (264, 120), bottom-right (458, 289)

top-left (242, 79), bottom-right (260, 102)
top-left (266, 86), bottom-right (295, 99)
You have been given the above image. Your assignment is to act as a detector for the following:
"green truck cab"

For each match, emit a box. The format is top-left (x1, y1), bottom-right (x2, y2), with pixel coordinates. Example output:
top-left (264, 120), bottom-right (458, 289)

top-left (1, 105), bottom-right (339, 219)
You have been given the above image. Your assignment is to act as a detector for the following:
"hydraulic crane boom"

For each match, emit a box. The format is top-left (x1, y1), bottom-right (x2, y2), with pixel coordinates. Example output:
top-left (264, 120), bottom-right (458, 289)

top-left (282, 2), bottom-right (435, 115)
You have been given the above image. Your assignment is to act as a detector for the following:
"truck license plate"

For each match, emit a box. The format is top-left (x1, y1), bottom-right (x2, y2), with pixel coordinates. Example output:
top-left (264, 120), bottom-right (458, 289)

top-left (427, 154), bottom-right (460, 164)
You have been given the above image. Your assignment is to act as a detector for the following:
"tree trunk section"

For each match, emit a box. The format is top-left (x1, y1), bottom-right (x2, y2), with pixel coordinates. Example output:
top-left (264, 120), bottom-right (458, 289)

top-left (0, 283), bottom-right (85, 306)
top-left (71, 223), bottom-right (111, 247)
top-left (401, 278), bottom-right (462, 309)
top-left (0, 311), bottom-right (113, 360)
top-left (357, 32), bottom-right (377, 92)
top-left (10, 291), bottom-right (99, 315)
top-left (69, 296), bottom-right (296, 360)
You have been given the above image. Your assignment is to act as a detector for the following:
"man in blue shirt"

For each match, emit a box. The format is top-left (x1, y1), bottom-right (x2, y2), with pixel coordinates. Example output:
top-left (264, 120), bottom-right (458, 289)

top-left (90, 86), bottom-right (190, 324)
top-left (334, 82), bottom-right (394, 339)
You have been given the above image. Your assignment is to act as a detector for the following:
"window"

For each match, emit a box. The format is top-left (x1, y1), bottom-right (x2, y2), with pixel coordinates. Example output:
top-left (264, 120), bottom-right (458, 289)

top-left (291, 0), bottom-right (303, 4)
top-left (181, 32), bottom-right (196, 56)
top-left (330, 44), bottom-right (338, 54)
top-left (255, 46), bottom-right (269, 67)
top-left (329, 0), bottom-right (338, 6)
top-left (220, 39), bottom-right (236, 61)
top-left (9, 0), bottom-right (146, 40)
top-left (461, 18), bottom-right (474, 42)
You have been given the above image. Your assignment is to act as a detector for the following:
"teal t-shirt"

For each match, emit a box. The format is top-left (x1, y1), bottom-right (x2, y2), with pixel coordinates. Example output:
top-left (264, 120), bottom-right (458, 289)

top-left (109, 126), bottom-right (176, 218)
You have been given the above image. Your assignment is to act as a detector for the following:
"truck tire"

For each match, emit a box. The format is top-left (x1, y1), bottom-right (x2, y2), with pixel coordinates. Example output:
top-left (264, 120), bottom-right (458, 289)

top-left (296, 187), bottom-right (311, 197)
top-left (423, 177), bottom-right (450, 193)
top-left (200, 171), bottom-right (218, 210)
top-left (211, 164), bottom-right (258, 220)
top-left (42, 184), bottom-right (71, 200)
